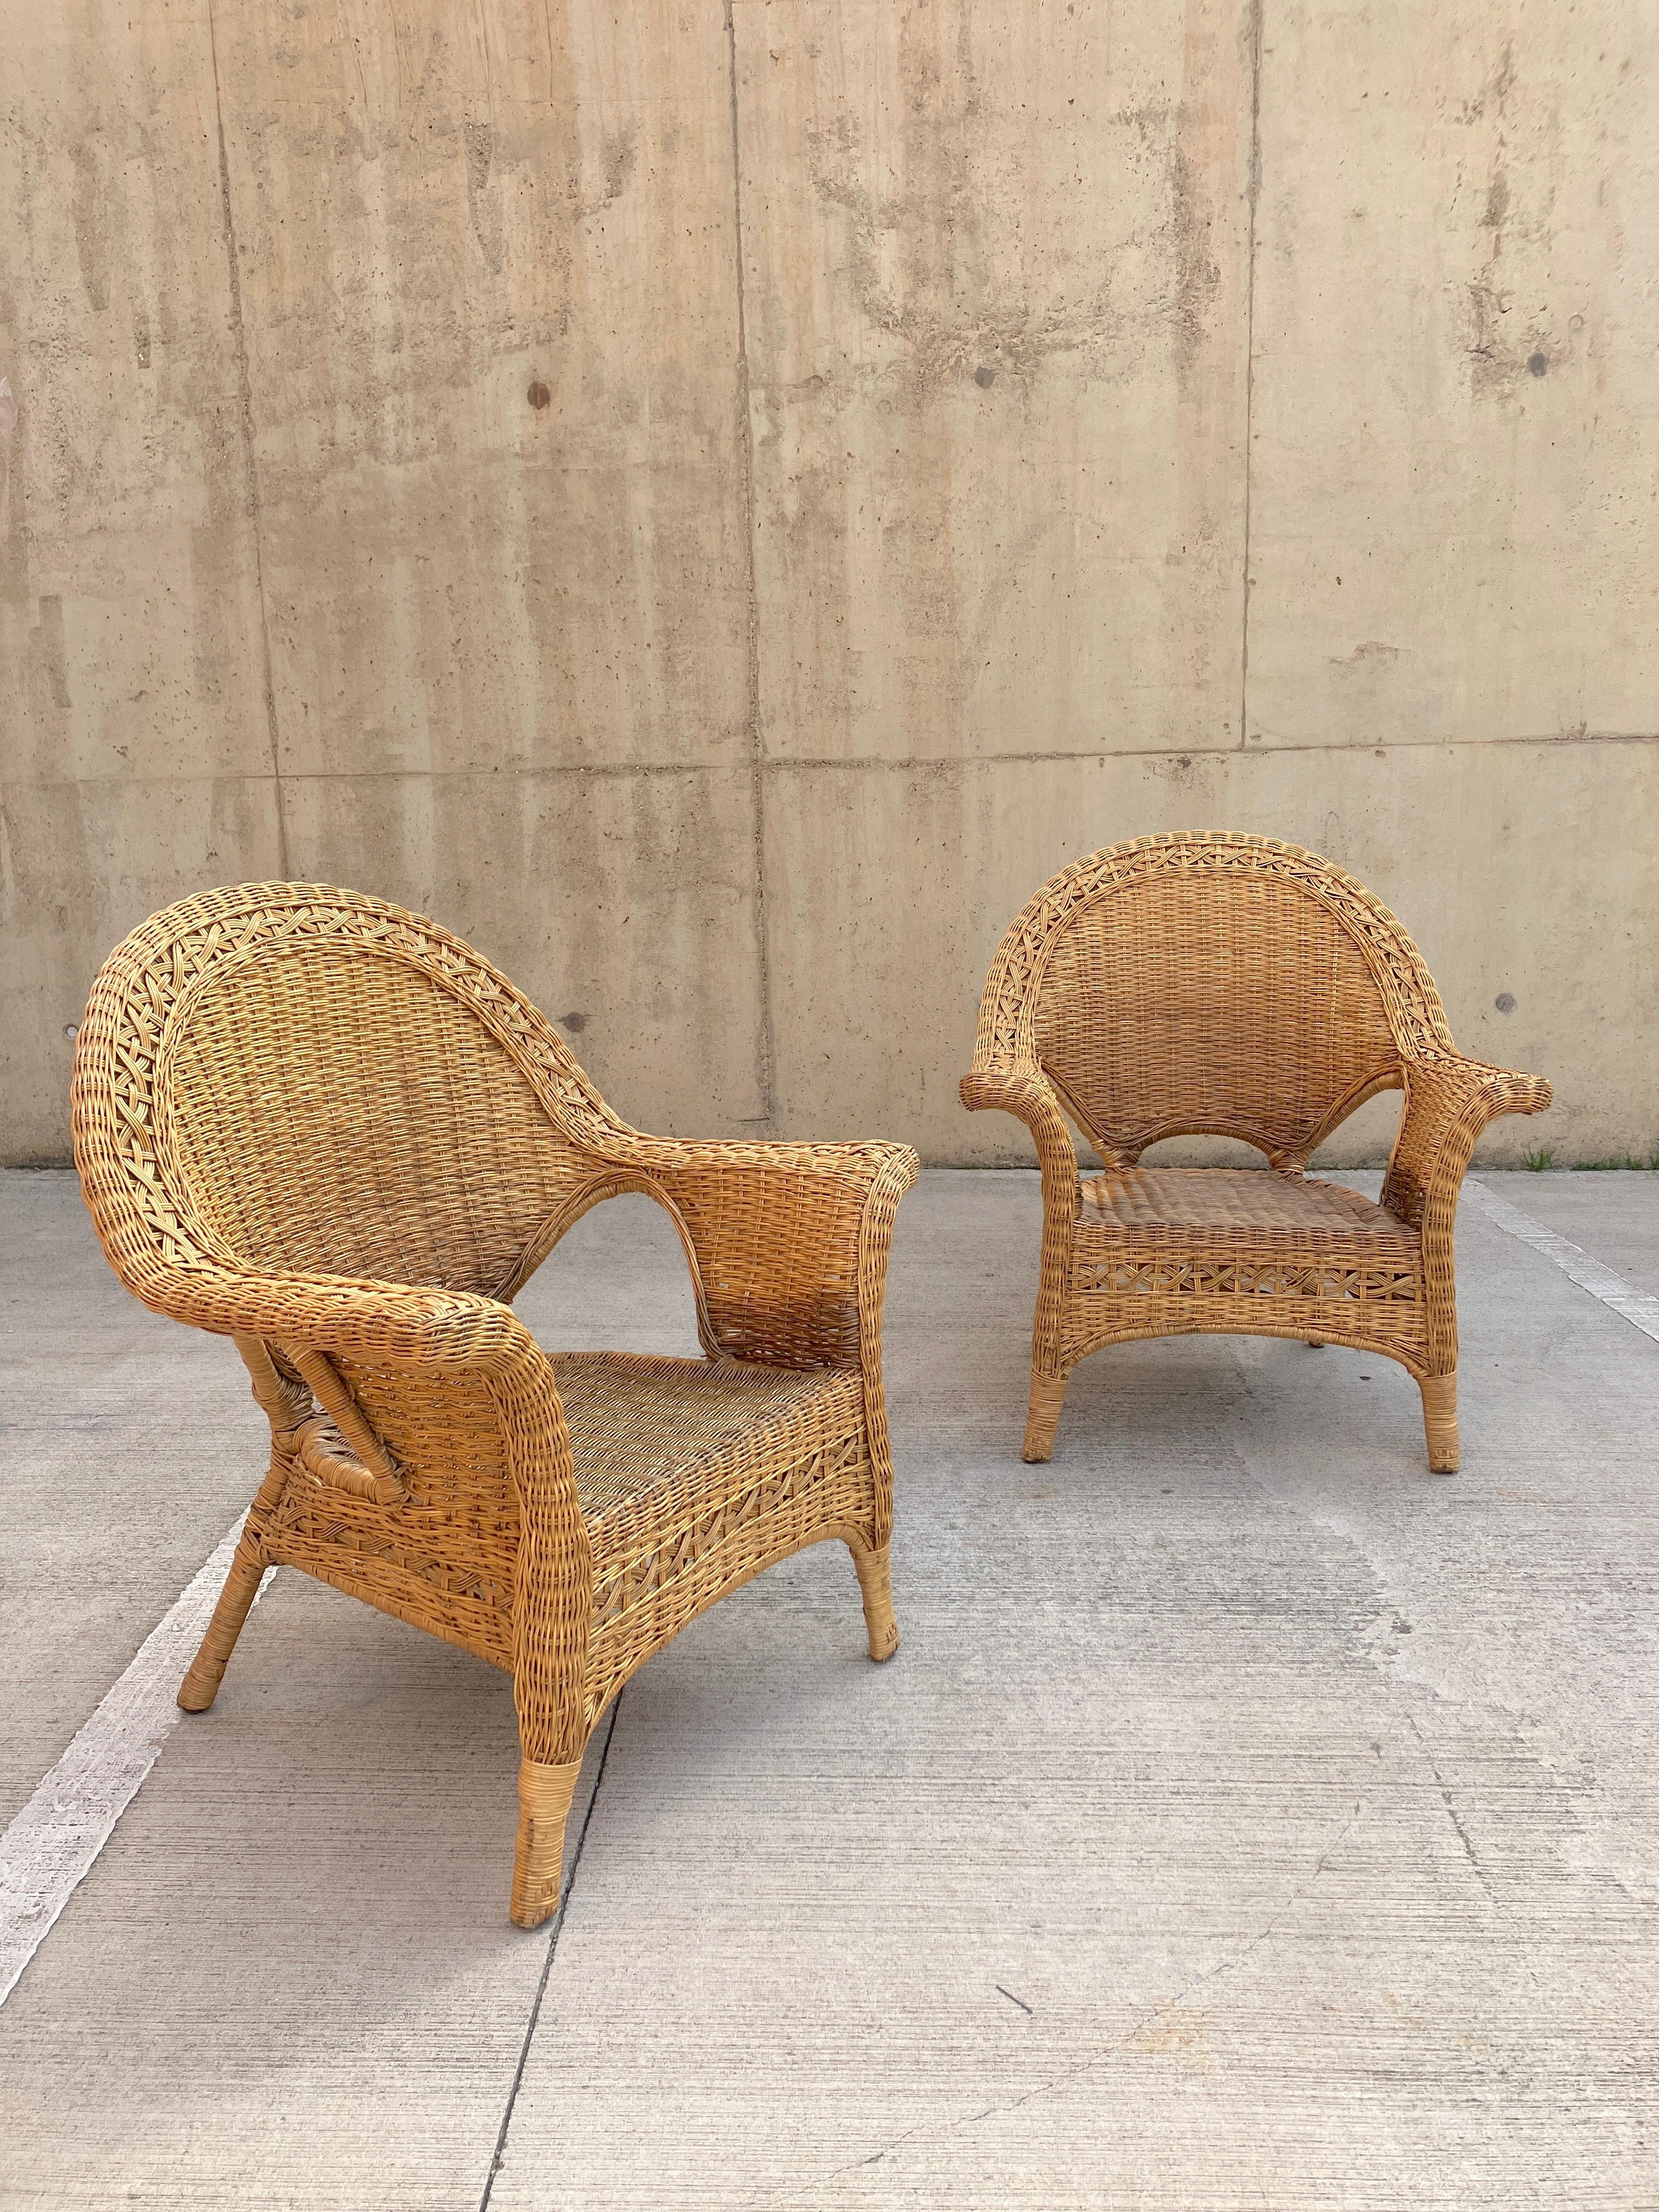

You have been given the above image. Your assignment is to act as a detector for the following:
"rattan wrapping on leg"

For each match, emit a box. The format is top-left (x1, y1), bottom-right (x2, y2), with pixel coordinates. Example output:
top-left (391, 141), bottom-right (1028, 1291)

top-left (72, 883), bottom-right (917, 1925)
top-left (176, 1539), bottom-right (266, 1713)
top-left (1419, 1372), bottom-right (1460, 1474)
top-left (1022, 1373), bottom-right (1069, 1465)
top-left (963, 834), bottom-right (1550, 1470)
top-left (510, 1756), bottom-right (584, 1929)
top-left (850, 1538), bottom-right (900, 1662)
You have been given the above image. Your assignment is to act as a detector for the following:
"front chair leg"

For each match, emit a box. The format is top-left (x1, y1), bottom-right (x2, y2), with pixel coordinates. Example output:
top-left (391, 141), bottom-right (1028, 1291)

top-left (1023, 1369), bottom-right (1069, 1463)
top-left (1420, 1370), bottom-right (1460, 1474)
top-left (177, 1534), bottom-right (267, 1712)
top-left (849, 1537), bottom-right (900, 1662)
top-left (510, 1754), bottom-right (586, 1929)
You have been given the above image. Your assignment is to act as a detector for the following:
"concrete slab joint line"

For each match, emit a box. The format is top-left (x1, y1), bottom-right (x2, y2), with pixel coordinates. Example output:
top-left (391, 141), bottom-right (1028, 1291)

top-left (205, 0), bottom-right (286, 879)
top-left (1464, 1178), bottom-right (1659, 1345)
top-left (1238, 0), bottom-right (1265, 751)
top-left (724, 0), bottom-right (776, 1132)
top-left (0, 1516), bottom-right (270, 2008)
top-left (479, 1700), bottom-right (623, 2212)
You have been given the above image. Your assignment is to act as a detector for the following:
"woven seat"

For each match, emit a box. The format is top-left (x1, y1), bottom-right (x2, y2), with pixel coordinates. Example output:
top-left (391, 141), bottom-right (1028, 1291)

top-left (963, 833), bottom-right (1551, 1470)
top-left (73, 884), bottom-right (917, 1927)
top-left (1082, 1167), bottom-right (1418, 1246)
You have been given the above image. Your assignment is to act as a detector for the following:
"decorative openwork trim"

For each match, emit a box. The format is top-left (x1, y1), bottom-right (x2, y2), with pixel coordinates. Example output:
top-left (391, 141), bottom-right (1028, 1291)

top-left (591, 1431), bottom-right (870, 1625)
top-left (974, 832), bottom-right (1457, 1066)
top-left (1075, 1258), bottom-right (1423, 1301)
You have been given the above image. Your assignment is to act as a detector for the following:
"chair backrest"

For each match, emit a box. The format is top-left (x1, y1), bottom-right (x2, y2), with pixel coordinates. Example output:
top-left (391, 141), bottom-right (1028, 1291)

top-left (73, 884), bottom-right (619, 1303)
top-left (978, 834), bottom-right (1453, 1168)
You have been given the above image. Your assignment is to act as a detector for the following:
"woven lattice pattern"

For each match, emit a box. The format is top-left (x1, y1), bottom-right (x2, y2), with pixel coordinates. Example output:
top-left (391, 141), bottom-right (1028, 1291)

top-left (962, 833), bottom-right (1551, 1470)
top-left (1039, 877), bottom-right (1402, 1168)
top-left (1082, 1167), bottom-right (1417, 1242)
top-left (72, 883), bottom-right (917, 1927)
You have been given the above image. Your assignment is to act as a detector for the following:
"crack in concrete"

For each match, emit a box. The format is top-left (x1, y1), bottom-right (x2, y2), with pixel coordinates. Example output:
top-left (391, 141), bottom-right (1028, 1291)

top-left (1217, 1310), bottom-right (1634, 1934)
top-left (746, 1799), bottom-right (1364, 2208)
top-left (1402, 1711), bottom-right (1503, 1908)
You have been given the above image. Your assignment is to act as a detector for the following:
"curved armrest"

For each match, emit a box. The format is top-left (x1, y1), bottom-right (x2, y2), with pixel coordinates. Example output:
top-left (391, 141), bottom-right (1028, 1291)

top-left (120, 1248), bottom-right (539, 1377)
top-left (642, 1138), bottom-right (920, 1370)
top-left (148, 1248), bottom-right (593, 1764)
top-left (961, 1057), bottom-right (1082, 1380)
top-left (1383, 1053), bottom-right (1553, 1231)
top-left (960, 1058), bottom-right (1080, 1198)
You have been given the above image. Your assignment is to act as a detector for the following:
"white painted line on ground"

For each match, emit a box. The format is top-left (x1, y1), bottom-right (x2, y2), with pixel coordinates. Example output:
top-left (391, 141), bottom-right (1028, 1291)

top-left (0, 1519), bottom-right (269, 2007)
top-left (1464, 1178), bottom-right (1659, 1345)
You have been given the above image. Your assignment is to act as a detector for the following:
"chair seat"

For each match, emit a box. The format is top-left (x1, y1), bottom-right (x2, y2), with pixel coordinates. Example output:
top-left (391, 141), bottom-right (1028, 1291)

top-left (1081, 1167), bottom-right (1418, 1254)
top-left (551, 1353), bottom-right (869, 1615)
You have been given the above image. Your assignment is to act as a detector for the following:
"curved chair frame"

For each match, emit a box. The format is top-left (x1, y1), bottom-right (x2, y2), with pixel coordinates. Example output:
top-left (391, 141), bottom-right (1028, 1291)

top-left (962, 833), bottom-right (1550, 1470)
top-left (74, 884), bottom-right (917, 1926)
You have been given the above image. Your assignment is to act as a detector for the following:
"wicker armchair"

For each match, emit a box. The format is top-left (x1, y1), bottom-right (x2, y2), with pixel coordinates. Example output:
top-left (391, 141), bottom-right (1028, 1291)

top-left (962, 833), bottom-right (1550, 1472)
top-left (72, 884), bottom-right (916, 1927)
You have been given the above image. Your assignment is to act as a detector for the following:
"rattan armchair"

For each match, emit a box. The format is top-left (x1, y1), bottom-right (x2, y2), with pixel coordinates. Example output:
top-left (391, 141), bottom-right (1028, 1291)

top-left (72, 884), bottom-right (916, 1927)
top-left (962, 833), bottom-right (1550, 1472)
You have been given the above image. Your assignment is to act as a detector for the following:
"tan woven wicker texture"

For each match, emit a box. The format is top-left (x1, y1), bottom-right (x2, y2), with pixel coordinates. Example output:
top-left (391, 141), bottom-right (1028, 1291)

top-left (72, 884), bottom-right (917, 1927)
top-left (962, 833), bottom-right (1551, 1470)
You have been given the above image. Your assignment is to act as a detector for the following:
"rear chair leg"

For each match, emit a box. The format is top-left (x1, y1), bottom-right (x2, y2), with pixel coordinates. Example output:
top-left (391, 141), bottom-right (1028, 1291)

top-left (510, 1754), bottom-right (585, 1929)
top-left (1023, 1369), bottom-right (1069, 1464)
top-left (850, 1538), bottom-right (900, 1662)
top-left (1420, 1371), bottom-right (1460, 1474)
top-left (177, 1537), bottom-right (267, 1712)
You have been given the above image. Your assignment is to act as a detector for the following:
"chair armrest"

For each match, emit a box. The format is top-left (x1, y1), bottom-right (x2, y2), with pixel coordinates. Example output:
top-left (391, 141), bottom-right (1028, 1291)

top-left (960, 1058), bottom-right (1080, 1198)
top-left (642, 1139), bottom-right (919, 1370)
top-left (117, 1248), bottom-right (538, 1377)
top-left (1383, 1053), bottom-right (1553, 1231)
top-left (130, 1246), bottom-right (593, 1761)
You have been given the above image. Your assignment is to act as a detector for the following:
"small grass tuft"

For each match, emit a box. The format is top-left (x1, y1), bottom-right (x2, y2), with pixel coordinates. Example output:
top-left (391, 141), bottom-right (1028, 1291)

top-left (1572, 1150), bottom-right (1659, 1171)
top-left (1522, 1147), bottom-right (1556, 1171)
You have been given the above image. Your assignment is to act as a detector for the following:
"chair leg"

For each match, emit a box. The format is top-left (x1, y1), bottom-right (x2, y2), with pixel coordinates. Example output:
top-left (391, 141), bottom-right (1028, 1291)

top-left (510, 1754), bottom-right (585, 1929)
top-left (1023, 1369), bottom-right (1068, 1463)
top-left (1420, 1371), bottom-right (1460, 1474)
top-left (177, 1537), bottom-right (266, 1712)
top-left (849, 1538), bottom-right (900, 1662)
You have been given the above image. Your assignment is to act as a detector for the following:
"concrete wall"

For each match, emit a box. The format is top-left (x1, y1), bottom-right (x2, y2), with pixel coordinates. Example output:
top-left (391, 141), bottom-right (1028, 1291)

top-left (3, 0), bottom-right (1654, 1169)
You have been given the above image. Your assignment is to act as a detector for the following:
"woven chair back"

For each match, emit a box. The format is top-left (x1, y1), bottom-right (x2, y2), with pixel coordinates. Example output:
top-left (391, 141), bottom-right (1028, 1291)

top-left (991, 836), bottom-right (1452, 1169)
top-left (163, 939), bottom-right (592, 1294)
top-left (76, 884), bottom-right (609, 1304)
top-left (74, 886), bottom-right (634, 1561)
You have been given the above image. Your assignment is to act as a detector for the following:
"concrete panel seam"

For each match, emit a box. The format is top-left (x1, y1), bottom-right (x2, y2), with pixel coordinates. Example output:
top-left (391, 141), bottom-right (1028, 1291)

top-left (206, 0), bottom-right (287, 880)
top-left (5, 727), bottom-right (1653, 805)
top-left (1238, 0), bottom-right (1265, 751)
top-left (725, 0), bottom-right (777, 1132)
top-left (748, 732), bottom-right (1659, 770)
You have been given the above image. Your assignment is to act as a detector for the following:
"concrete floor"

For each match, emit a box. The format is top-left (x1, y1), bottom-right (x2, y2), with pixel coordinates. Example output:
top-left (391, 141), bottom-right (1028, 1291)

top-left (2, 1167), bottom-right (1656, 2209)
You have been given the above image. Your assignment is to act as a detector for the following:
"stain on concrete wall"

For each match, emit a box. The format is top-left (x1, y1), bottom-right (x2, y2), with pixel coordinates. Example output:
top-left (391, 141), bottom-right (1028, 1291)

top-left (2, 0), bottom-right (1655, 1166)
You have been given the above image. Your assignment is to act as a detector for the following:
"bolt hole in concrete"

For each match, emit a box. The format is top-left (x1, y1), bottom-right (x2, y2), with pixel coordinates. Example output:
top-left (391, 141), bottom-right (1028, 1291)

top-left (1496, 991), bottom-right (1517, 1013)
top-left (560, 1011), bottom-right (586, 1034)
top-left (1528, 351), bottom-right (1549, 375)
top-left (527, 380), bottom-right (551, 410)
top-left (973, 364), bottom-right (996, 387)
